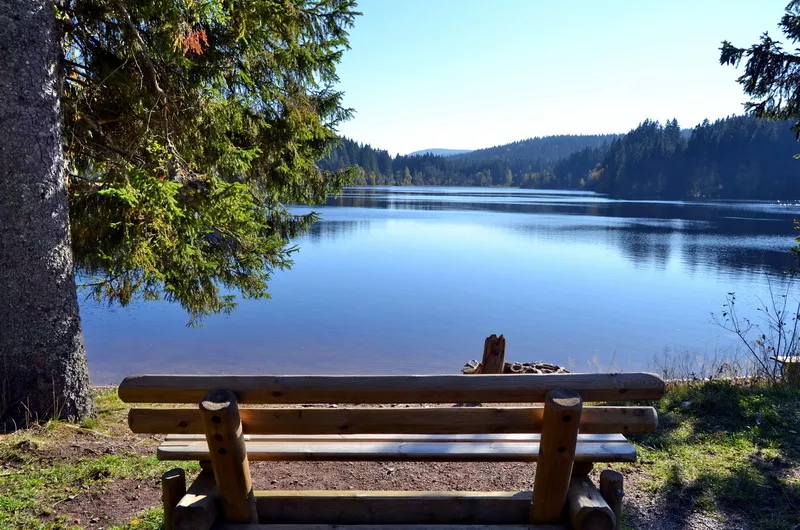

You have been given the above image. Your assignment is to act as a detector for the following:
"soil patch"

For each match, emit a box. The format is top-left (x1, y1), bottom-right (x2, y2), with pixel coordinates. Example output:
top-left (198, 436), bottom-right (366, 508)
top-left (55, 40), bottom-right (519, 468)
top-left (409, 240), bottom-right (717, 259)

top-left (51, 478), bottom-right (161, 529)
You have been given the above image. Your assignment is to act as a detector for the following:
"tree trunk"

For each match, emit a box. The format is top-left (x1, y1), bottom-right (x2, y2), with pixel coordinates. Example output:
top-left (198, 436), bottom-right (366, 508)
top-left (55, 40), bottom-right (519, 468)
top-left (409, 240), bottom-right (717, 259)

top-left (0, 0), bottom-right (92, 427)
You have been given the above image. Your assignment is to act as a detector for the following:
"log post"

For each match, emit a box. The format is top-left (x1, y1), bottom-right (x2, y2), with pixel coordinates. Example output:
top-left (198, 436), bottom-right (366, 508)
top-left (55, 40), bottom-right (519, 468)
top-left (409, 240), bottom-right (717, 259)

top-left (174, 469), bottom-right (219, 530)
top-left (599, 470), bottom-right (624, 530)
top-left (566, 475), bottom-right (615, 530)
top-left (161, 468), bottom-right (186, 530)
top-left (531, 389), bottom-right (582, 524)
top-left (481, 334), bottom-right (506, 374)
top-left (200, 389), bottom-right (258, 524)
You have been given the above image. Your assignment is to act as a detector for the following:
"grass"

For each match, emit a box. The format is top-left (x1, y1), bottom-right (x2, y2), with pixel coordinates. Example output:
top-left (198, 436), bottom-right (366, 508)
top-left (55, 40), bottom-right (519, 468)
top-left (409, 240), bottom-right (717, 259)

top-left (0, 389), bottom-right (197, 530)
top-left (2, 382), bottom-right (799, 529)
top-left (620, 379), bottom-right (800, 529)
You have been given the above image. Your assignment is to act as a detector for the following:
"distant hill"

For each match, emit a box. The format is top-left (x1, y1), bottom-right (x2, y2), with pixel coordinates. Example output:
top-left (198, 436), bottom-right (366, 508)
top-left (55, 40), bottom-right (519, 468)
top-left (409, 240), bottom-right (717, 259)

top-left (407, 148), bottom-right (472, 157)
top-left (318, 117), bottom-right (798, 199)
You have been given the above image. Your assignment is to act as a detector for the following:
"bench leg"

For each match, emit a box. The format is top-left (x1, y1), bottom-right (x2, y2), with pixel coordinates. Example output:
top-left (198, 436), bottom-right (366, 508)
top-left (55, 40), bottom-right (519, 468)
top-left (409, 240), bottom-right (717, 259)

top-left (531, 389), bottom-right (582, 524)
top-left (161, 468), bottom-right (186, 530)
top-left (200, 389), bottom-right (258, 524)
top-left (567, 475), bottom-right (615, 530)
top-left (600, 469), bottom-right (624, 530)
top-left (173, 468), bottom-right (218, 530)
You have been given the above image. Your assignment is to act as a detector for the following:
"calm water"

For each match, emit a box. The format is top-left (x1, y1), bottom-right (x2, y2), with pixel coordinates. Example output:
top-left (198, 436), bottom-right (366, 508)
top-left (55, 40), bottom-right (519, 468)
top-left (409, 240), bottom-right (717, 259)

top-left (81, 187), bottom-right (800, 383)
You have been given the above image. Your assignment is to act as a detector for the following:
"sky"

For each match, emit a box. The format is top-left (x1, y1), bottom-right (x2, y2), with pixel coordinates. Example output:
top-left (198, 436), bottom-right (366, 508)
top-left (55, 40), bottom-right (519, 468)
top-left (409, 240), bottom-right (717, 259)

top-left (333, 0), bottom-right (791, 155)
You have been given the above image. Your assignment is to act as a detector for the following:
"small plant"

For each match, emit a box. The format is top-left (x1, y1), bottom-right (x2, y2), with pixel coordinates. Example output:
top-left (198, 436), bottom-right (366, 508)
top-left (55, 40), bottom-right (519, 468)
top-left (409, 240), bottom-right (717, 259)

top-left (711, 280), bottom-right (800, 384)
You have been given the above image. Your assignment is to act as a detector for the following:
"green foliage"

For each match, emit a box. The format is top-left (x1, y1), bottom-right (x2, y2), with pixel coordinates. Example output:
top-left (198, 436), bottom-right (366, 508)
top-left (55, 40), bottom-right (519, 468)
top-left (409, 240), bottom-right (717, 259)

top-left (61, 0), bottom-right (359, 321)
top-left (327, 116), bottom-right (799, 199)
top-left (624, 380), bottom-right (800, 529)
top-left (720, 0), bottom-right (800, 135)
top-left (108, 508), bottom-right (164, 530)
top-left (720, 0), bottom-right (800, 261)
top-left (554, 116), bottom-right (799, 199)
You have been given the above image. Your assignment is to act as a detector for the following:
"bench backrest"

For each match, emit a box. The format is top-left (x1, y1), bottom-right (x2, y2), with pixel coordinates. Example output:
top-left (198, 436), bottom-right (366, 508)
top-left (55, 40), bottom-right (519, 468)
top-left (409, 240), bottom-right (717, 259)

top-left (120, 373), bottom-right (664, 436)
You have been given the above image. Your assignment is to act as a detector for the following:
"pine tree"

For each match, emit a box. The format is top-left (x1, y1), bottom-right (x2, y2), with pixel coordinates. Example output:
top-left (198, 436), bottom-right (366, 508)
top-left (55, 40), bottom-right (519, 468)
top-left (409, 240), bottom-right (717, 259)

top-left (0, 0), bottom-right (359, 425)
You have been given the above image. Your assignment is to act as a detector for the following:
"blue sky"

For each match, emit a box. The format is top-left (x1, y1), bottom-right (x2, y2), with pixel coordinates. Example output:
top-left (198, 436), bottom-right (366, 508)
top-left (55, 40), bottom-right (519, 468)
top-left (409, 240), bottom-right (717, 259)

top-left (334, 0), bottom-right (790, 155)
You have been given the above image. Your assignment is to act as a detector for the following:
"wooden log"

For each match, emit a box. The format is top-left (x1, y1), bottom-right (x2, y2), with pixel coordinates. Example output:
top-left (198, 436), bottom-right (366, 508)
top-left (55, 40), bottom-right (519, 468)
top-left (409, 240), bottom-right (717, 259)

top-left (164, 433), bottom-right (629, 443)
top-left (566, 475), bottom-right (615, 530)
top-left (481, 335), bottom-right (506, 374)
top-left (531, 389), bottom-right (582, 524)
top-left (254, 490), bottom-right (533, 525)
top-left (200, 389), bottom-right (258, 524)
top-left (209, 524), bottom-right (571, 530)
top-left (129, 405), bottom-right (658, 435)
top-left (157, 437), bottom-right (637, 463)
top-left (161, 468), bottom-right (186, 530)
top-left (599, 470), bottom-right (624, 530)
top-left (173, 469), bottom-right (218, 530)
top-left (118, 373), bottom-right (666, 404)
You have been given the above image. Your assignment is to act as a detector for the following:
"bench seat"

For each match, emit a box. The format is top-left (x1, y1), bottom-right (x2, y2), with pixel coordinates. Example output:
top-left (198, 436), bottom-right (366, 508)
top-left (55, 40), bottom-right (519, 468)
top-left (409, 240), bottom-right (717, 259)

top-left (158, 433), bottom-right (637, 462)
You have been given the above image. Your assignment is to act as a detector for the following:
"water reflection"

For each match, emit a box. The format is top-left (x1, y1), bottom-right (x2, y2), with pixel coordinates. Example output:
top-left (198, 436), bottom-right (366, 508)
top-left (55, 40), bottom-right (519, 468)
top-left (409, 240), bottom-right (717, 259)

top-left (80, 187), bottom-right (800, 383)
top-left (310, 187), bottom-right (797, 277)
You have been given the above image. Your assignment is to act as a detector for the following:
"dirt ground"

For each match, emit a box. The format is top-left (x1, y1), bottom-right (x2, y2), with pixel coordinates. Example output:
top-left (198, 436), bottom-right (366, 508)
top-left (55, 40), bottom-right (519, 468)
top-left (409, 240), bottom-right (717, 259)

top-left (40, 431), bottom-right (737, 530)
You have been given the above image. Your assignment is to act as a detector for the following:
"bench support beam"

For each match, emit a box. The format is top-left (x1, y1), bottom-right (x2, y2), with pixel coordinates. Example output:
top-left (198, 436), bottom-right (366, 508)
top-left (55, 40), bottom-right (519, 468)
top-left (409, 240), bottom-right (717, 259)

top-left (531, 389), bottom-right (582, 524)
top-left (201, 389), bottom-right (258, 524)
top-left (161, 468), bottom-right (186, 530)
top-left (566, 475), bottom-right (615, 530)
top-left (173, 469), bottom-right (218, 530)
top-left (599, 470), bottom-right (624, 530)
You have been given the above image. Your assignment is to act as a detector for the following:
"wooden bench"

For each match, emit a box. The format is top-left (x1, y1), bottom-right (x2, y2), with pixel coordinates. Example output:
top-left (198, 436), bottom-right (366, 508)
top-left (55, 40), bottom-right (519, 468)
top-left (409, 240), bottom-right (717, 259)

top-left (119, 373), bottom-right (664, 530)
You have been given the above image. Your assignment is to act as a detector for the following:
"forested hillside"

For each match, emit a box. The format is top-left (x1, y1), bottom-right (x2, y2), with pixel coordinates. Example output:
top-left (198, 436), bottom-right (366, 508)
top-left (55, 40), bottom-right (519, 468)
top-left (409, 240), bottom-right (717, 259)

top-left (553, 116), bottom-right (800, 198)
top-left (321, 116), bottom-right (800, 199)
top-left (318, 134), bottom-right (617, 187)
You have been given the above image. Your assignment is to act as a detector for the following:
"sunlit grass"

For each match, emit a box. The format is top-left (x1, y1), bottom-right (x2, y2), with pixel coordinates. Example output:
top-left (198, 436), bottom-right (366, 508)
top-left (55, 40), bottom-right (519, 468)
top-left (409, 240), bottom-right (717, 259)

top-left (620, 380), bottom-right (800, 529)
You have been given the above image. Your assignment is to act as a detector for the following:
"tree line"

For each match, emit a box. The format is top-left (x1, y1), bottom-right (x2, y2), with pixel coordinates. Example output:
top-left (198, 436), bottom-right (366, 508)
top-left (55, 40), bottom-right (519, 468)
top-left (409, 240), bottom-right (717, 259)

top-left (318, 134), bottom-right (617, 187)
top-left (323, 116), bottom-right (800, 199)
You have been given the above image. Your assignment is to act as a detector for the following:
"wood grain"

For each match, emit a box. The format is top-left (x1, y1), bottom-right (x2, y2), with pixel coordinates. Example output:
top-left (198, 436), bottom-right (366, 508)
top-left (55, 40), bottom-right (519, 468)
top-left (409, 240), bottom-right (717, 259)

top-left (129, 406), bottom-right (658, 435)
top-left (254, 490), bottom-right (534, 525)
top-left (157, 439), bottom-right (636, 463)
top-left (161, 468), bottom-right (186, 530)
top-left (566, 476), bottom-right (615, 530)
top-left (163, 433), bottom-right (629, 443)
top-left (481, 335), bottom-right (506, 374)
top-left (599, 470), bottom-right (624, 530)
top-left (531, 389), bottom-right (582, 523)
top-left (173, 469), bottom-right (218, 530)
top-left (118, 373), bottom-right (665, 404)
top-left (209, 523), bottom-right (570, 530)
top-left (200, 389), bottom-right (257, 524)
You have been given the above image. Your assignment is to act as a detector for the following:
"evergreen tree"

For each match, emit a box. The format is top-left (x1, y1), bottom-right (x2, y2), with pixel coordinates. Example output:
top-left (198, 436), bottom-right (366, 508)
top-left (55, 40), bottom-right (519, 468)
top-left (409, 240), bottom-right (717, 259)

top-left (0, 0), bottom-right (359, 425)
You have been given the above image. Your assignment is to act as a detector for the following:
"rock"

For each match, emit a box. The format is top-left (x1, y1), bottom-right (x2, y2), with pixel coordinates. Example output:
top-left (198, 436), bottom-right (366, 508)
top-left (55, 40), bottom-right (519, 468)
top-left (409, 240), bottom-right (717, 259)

top-left (462, 360), bottom-right (570, 375)
top-left (680, 401), bottom-right (691, 409)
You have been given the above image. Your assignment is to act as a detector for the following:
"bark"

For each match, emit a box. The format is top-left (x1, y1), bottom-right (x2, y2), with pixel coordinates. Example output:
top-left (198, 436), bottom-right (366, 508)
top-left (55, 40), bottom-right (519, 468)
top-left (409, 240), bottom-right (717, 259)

top-left (0, 0), bottom-right (92, 427)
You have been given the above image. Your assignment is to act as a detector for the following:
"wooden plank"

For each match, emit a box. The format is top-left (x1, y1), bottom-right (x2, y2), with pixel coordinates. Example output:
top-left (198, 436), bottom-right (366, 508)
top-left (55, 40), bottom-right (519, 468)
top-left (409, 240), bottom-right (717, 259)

top-left (164, 433), bottom-right (629, 443)
top-left (118, 373), bottom-right (666, 404)
top-left (531, 390), bottom-right (582, 523)
top-left (161, 468), bottom-right (186, 530)
top-left (157, 439), bottom-right (636, 462)
top-left (481, 335), bottom-right (506, 374)
top-left (174, 469), bottom-right (218, 530)
top-left (253, 490), bottom-right (534, 525)
top-left (566, 476), bottom-right (615, 530)
top-left (129, 406), bottom-right (658, 435)
top-left (212, 523), bottom-right (570, 530)
top-left (201, 389), bottom-right (257, 524)
top-left (599, 470), bottom-right (624, 530)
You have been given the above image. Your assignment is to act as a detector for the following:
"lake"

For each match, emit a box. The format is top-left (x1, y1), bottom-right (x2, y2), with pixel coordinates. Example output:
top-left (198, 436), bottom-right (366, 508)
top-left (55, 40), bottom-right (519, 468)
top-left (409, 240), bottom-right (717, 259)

top-left (80, 187), bottom-right (800, 383)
